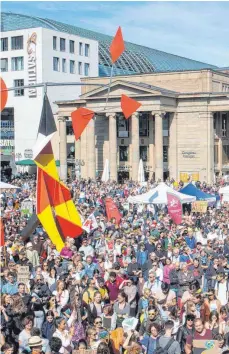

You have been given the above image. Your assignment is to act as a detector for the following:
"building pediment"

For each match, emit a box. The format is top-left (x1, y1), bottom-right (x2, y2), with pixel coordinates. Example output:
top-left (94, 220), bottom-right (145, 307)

top-left (80, 80), bottom-right (178, 100)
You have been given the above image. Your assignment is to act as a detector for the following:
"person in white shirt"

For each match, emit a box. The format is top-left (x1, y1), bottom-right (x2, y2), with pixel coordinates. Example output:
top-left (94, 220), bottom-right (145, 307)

top-left (79, 239), bottom-right (94, 260)
top-left (215, 273), bottom-right (228, 306)
top-left (53, 317), bottom-right (74, 354)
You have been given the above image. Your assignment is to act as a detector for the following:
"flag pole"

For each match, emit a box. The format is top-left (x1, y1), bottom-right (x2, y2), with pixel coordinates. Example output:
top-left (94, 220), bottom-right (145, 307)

top-left (104, 64), bottom-right (114, 110)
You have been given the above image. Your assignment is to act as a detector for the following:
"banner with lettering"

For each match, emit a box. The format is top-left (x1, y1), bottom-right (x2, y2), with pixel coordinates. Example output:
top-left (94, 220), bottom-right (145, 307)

top-left (167, 192), bottom-right (182, 225)
top-left (192, 201), bottom-right (208, 213)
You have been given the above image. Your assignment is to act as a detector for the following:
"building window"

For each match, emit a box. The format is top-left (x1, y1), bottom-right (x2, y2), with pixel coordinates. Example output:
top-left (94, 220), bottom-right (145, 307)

top-left (79, 42), bottom-right (83, 55)
top-left (11, 57), bottom-right (24, 71)
top-left (67, 143), bottom-right (75, 160)
top-left (1, 58), bottom-right (8, 72)
top-left (70, 60), bottom-right (75, 74)
top-left (85, 43), bottom-right (90, 57)
top-left (78, 61), bottom-right (82, 75)
top-left (53, 57), bottom-right (59, 71)
top-left (84, 63), bottom-right (90, 76)
top-left (66, 121), bottom-right (74, 135)
top-left (214, 145), bottom-right (218, 164)
top-left (119, 146), bottom-right (128, 162)
top-left (117, 115), bottom-right (129, 138)
top-left (140, 146), bottom-right (148, 161)
top-left (222, 145), bottom-right (229, 164)
top-left (139, 113), bottom-right (149, 137)
top-left (11, 36), bottom-right (23, 50)
top-left (69, 40), bottom-right (75, 53)
top-left (163, 146), bottom-right (168, 162)
top-left (1, 38), bottom-right (8, 52)
top-left (14, 79), bottom-right (24, 97)
top-left (60, 38), bottom-right (66, 52)
top-left (62, 58), bottom-right (66, 72)
top-left (222, 113), bottom-right (228, 138)
top-left (53, 36), bottom-right (57, 50)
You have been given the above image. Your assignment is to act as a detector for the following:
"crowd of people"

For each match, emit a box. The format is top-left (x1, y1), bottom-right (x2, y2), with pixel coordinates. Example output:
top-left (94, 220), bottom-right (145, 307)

top-left (0, 174), bottom-right (229, 354)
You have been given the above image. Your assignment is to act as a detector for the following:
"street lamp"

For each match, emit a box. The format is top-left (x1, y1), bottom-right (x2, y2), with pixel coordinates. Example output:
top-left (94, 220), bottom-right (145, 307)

top-left (75, 159), bottom-right (85, 179)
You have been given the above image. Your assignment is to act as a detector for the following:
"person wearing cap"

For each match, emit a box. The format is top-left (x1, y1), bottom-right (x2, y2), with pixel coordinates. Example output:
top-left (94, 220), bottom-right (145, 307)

top-left (25, 242), bottom-right (40, 268)
top-left (28, 335), bottom-right (43, 354)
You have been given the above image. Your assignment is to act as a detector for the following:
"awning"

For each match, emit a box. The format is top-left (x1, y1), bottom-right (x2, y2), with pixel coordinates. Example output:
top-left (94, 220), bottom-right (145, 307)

top-left (16, 159), bottom-right (60, 166)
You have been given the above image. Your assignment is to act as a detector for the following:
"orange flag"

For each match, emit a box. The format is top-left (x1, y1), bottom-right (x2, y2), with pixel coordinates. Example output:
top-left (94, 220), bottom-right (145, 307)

top-left (110, 27), bottom-right (125, 63)
top-left (71, 107), bottom-right (94, 141)
top-left (121, 94), bottom-right (142, 119)
top-left (0, 77), bottom-right (8, 112)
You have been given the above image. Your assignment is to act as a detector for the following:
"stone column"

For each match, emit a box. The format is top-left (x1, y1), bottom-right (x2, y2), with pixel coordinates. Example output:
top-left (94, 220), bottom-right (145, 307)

top-left (218, 113), bottom-right (223, 176)
top-left (131, 112), bottom-right (140, 181)
top-left (168, 112), bottom-right (178, 180)
top-left (75, 137), bottom-right (81, 179)
top-left (207, 112), bottom-right (214, 184)
top-left (148, 113), bottom-right (155, 179)
top-left (58, 116), bottom-right (67, 181)
top-left (107, 113), bottom-right (117, 181)
top-left (154, 112), bottom-right (164, 181)
top-left (87, 118), bottom-right (96, 179)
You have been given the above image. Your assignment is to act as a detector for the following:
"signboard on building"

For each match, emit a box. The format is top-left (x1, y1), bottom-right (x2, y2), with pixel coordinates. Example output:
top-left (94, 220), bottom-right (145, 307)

top-left (24, 149), bottom-right (33, 158)
top-left (192, 201), bottom-right (208, 213)
top-left (27, 32), bottom-right (37, 98)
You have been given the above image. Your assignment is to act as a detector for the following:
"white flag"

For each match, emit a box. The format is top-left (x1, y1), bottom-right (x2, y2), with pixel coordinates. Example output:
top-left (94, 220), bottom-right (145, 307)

top-left (82, 213), bottom-right (98, 233)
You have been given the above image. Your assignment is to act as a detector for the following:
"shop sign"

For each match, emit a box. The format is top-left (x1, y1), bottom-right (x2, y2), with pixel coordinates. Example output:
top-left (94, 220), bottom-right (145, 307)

top-left (24, 149), bottom-right (33, 158)
top-left (0, 140), bottom-right (14, 147)
top-left (181, 151), bottom-right (197, 159)
top-left (27, 32), bottom-right (37, 98)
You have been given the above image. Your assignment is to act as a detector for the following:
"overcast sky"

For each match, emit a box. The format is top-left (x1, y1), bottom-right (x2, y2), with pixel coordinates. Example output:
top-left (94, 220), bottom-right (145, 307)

top-left (2, 1), bottom-right (229, 67)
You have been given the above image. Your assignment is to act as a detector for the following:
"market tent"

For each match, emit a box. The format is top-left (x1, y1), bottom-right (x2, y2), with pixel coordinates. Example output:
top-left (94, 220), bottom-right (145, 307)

top-left (219, 185), bottom-right (229, 194)
top-left (127, 182), bottom-right (196, 204)
top-left (0, 181), bottom-right (21, 189)
top-left (16, 159), bottom-right (60, 166)
top-left (180, 183), bottom-right (216, 202)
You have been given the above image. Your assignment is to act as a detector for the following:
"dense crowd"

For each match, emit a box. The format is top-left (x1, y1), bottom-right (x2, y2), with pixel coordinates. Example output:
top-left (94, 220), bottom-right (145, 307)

top-left (0, 175), bottom-right (229, 354)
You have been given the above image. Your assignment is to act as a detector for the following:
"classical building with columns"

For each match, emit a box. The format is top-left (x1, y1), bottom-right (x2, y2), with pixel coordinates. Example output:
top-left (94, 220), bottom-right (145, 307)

top-left (54, 68), bottom-right (229, 183)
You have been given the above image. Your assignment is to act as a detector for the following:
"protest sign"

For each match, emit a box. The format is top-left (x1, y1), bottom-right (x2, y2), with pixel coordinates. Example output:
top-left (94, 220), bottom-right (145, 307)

top-left (21, 199), bottom-right (33, 216)
top-left (192, 201), bottom-right (208, 213)
top-left (122, 317), bottom-right (138, 332)
top-left (73, 350), bottom-right (96, 354)
top-left (193, 340), bottom-right (219, 354)
top-left (17, 266), bottom-right (30, 284)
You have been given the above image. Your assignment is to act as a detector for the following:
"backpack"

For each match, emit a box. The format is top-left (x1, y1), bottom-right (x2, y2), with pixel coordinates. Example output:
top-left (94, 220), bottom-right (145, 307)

top-left (154, 338), bottom-right (175, 354)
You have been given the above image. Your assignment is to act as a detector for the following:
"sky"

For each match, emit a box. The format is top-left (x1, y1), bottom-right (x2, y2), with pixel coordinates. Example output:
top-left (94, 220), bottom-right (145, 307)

top-left (2, 1), bottom-right (229, 67)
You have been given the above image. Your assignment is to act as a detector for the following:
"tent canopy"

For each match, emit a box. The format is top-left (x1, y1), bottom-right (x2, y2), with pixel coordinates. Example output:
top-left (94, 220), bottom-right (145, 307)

top-left (219, 185), bottom-right (229, 194)
top-left (16, 159), bottom-right (60, 166)
top-left (127, 182), bottom-right (196, 204)
top-left (0, 181), bottom-right (21, 189)
top-left (180, 183), bottom-right (216, 202)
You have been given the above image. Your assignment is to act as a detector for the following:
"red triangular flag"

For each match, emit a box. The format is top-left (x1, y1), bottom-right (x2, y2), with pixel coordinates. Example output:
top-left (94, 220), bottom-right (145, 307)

top-left (0, 77), bottom-right (8, 112)
top-left (110, 27), bottom-right (125, 63)
top-left (0, 217), bottom-right (5, 247)
top-left (71, 107), bottom-right (94, 140)
top-left (121, 94), bottom-right (142, 119)
top-left (56, 215), bottom-right (82, 238)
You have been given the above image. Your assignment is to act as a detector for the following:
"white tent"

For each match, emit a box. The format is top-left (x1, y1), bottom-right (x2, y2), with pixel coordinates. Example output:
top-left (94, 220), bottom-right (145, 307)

top-left (0, 181), bottom-right (20, 189)
top-left (219, 185), bottom-right (229, 194)
top-left (101, 159), bottom-right (110, 182)
top-left (127, 182), bottom-right (196, 204)
top-left (138, 159), bottom-right (145, 183)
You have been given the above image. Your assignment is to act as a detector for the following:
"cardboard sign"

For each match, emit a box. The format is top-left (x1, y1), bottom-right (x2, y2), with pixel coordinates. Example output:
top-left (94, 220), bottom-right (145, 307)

top-left (73, 351), bottom-right (96, 354)
top-left (122, 317), bottom-right (138, 332)
top-left (21, 200), bottom-right (33, 216)
top-left (17, 266), bottom-right (30, 284)
top-left (193, 340), bottom-right (219, 354)
top-left (192, 201), bottom-right (208, 213)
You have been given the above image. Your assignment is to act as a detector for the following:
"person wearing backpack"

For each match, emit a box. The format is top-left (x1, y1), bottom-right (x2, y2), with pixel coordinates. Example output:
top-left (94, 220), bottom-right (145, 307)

top-left (155, 320), bottom-right (181, 354)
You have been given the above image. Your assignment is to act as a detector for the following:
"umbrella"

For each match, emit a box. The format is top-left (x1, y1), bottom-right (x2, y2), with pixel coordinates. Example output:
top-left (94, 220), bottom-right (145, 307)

top-left (101, 159), bottom-right (110, 182)
top-left (138, 159), bottom-right (145, 183)
top-left (0, 181), bottom-right (21, 189)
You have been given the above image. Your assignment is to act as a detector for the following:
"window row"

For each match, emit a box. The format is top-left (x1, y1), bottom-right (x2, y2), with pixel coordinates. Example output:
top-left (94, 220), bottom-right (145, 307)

top-left (1, 57), bottom-right (24, 72)
top-left (1, 36), bottom-right (23, 51)
top-left (53, 36), bottom-right (90, 57)
top-left (53, 57), bottom-right (90, 76)
top-left (119, 145), bottom-right (168, 162)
